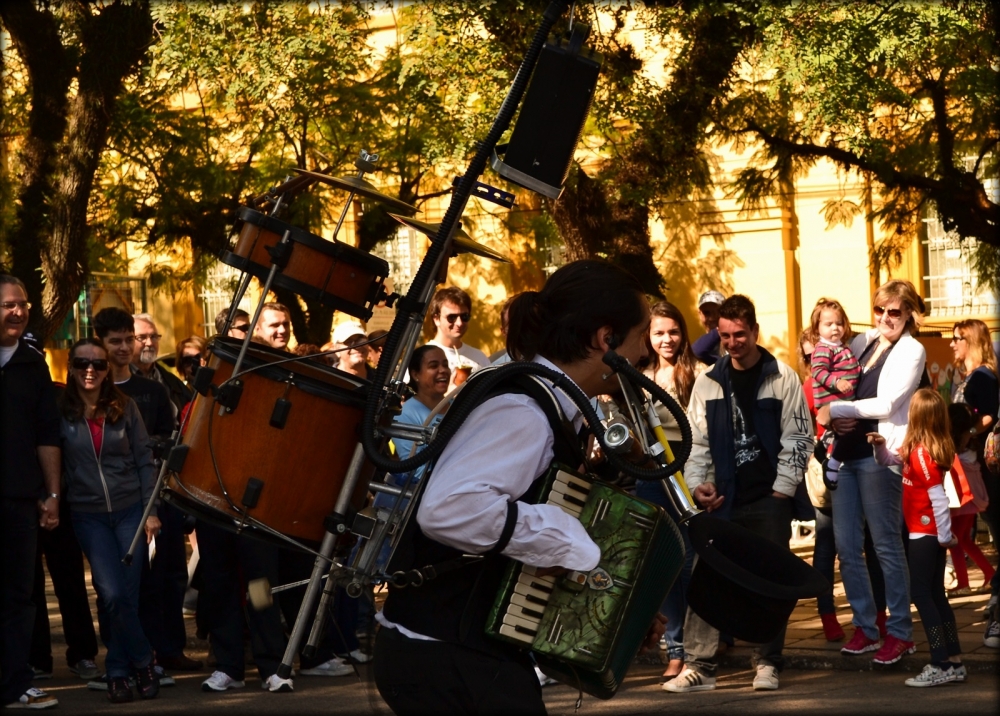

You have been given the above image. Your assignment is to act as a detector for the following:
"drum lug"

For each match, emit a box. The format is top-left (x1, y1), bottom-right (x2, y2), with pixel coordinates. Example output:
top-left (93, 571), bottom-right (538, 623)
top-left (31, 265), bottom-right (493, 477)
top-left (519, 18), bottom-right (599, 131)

top-left (242, 477), bottom-right (264, 509)
top-left (216, 379), bottom-right (244, 412)
top-left (191, 366), bottom-right (216, 396)
top-left (165, 444), bottom-right (189, 473)
top-left (323, 510), bottom-right (354, 536)
top-left (269, 397), bottom-right (292, 429)
top-left (265, 240), bottom-right (292, 269)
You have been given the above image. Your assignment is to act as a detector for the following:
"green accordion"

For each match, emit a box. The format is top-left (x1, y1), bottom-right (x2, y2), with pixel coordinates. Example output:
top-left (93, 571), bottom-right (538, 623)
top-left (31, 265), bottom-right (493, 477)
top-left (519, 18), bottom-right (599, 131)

top-left (485, 464), bottom-right (685, 699)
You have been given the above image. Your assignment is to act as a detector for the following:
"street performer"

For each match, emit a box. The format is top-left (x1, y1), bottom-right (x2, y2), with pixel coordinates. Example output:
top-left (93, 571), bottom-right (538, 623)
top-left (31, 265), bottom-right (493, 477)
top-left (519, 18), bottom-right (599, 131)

top-left (373, 260), bottom-right (665, 714)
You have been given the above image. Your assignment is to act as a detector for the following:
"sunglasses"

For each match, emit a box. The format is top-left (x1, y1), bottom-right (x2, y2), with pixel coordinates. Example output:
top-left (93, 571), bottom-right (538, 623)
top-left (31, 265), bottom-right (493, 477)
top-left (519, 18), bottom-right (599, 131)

top-left (873, 305), bottom-right (903, 319)
top-left (444, 312), bottom-right (471, 325)
top-left (232, 324), bottom-right (251, 333)
top-left (72, 357), bottom-right (109, 371)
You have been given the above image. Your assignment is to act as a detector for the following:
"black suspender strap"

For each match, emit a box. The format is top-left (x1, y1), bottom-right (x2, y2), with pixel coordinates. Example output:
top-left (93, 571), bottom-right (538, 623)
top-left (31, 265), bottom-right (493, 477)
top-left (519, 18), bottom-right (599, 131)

top-left (485, 501), bottom-right (519, 556)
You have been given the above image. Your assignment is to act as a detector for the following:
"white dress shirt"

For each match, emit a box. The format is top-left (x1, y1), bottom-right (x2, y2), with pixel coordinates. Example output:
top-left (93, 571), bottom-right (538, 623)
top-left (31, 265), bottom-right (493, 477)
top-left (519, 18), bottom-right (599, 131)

top-left (376, 355), bottom-right (602, 639)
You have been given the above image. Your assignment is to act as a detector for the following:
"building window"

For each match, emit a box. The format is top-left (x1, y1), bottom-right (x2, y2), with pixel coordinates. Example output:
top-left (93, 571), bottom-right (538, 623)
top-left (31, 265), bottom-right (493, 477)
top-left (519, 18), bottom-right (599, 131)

top-left (370, 226), bottom-right (425, 296)
top-left (199, 262), bottom-right (251, 337)
top-left (50, 273), bottom-right (149, 348)
top-left (922, 216), bottom-right (998, 318)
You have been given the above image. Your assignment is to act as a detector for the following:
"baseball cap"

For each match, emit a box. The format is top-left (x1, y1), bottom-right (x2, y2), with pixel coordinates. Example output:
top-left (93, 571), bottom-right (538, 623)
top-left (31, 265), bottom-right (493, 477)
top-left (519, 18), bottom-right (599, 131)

top-left (332, 321), bottom-right (367, 345)
top-left (698, 290), bottom-right (726, 308)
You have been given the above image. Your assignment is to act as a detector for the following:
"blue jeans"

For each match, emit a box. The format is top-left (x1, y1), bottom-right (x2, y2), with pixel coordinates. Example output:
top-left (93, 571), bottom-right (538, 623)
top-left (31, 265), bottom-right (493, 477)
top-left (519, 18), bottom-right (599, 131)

top-left (813, 507), bottom-right (837, 615)
top-left (831, 457), bottom-right (912, 641)
top-left (635, 479), bottom-right (694, 662)
top-left (72, 502), bottom-right (153, 678)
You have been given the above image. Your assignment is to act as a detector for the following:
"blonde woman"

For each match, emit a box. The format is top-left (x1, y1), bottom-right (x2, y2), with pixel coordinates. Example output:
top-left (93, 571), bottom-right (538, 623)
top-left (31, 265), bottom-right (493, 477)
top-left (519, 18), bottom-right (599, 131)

top-left (818, 279), bottom-right (927, 665)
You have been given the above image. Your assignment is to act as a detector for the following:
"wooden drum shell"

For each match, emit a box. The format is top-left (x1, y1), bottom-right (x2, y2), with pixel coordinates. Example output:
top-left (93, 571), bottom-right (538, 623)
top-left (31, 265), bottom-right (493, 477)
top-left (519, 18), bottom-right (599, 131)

top-left (222, 207), bottom-right (388, 321)
top-left (167, 339), bottom-right (374, 543)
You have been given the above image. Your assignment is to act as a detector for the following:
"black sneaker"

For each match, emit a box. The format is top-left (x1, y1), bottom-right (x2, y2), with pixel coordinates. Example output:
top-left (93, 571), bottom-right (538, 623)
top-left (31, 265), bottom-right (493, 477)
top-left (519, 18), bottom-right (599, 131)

top-left (107, 677), bottom-right (133, 703)
top-left (134, 663), bottom-right (160, 700)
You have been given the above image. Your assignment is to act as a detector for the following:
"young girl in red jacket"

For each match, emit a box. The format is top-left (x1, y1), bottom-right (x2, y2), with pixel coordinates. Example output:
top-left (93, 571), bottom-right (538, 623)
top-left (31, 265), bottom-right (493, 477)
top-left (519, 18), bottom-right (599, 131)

top-left (870, 388), bottom-right (966, 687)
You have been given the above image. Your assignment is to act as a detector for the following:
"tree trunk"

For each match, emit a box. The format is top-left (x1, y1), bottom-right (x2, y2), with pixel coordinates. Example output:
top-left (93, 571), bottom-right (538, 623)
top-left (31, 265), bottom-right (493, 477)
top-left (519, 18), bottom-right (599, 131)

top-left (1, 0), bottom-right (153, 342)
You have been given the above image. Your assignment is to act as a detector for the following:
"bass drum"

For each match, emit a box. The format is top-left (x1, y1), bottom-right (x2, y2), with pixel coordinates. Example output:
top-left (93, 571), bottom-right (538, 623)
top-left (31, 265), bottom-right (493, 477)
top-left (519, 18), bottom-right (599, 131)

top-left (164, 337), bottom-right (376, 544)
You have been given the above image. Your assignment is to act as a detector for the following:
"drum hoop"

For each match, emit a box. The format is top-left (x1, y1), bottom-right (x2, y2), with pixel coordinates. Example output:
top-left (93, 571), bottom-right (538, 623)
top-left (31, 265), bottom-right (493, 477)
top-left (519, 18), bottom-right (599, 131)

top-left (236, 206), bottom-right (389, 277)
top-left (211, 337), bottom-right (370, 410)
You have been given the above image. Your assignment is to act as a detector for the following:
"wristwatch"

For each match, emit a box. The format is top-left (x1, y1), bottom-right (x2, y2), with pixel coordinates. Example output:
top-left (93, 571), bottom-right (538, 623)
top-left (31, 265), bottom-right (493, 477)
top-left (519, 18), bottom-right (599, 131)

top-left (47, 493), bottom-right (59, 500)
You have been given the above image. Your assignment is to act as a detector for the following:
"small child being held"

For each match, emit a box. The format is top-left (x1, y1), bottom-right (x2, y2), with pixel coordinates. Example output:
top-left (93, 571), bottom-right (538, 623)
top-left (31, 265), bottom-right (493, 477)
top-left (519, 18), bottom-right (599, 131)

top-left (809, 298), bottom-right (861, 489)
top-left (869, 388), bottom-right (965, 687)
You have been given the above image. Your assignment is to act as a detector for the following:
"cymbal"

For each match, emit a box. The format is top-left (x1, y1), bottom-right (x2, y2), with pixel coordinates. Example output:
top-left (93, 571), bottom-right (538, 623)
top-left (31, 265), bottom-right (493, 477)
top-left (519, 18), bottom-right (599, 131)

top-left (292, 169), bottom-right (417, 215)
top-left (387, 214), bottom-right (511, 263)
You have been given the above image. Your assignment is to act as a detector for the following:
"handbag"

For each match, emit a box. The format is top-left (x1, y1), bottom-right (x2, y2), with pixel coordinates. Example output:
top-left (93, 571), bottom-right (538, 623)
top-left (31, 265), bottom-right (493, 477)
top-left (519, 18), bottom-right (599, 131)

top-left (804, 455), bottom-right (829, 510)
top-left (984, 423), bottom-right (1000, 475)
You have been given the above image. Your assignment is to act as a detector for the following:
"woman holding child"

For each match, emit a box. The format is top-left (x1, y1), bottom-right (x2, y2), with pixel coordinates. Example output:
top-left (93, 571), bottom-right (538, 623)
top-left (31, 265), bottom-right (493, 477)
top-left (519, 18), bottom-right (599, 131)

top-left (817, 280), bottom-right (926, 665)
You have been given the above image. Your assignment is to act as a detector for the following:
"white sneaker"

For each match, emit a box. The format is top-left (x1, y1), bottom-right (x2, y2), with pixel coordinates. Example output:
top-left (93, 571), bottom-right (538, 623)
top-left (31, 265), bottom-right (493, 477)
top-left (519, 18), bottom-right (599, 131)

top-left (299, 658), bottom-right (353, 677)
top-left (202, 671), bottom-right (245, 692)
top-left (262, 674), bottom-right (294, 692)
top-left (663, 666), bottom-right (716, 693)
top-left (347, 649), bottom-right (372, 664)
top-left (904, 663), bottom-right (955, 688)
top-left (69, 658), bottom-right (100, 681)
top-left (5, 687), bottom-right (58, 709)
top-left (753, 664), bottom-right (779, 690)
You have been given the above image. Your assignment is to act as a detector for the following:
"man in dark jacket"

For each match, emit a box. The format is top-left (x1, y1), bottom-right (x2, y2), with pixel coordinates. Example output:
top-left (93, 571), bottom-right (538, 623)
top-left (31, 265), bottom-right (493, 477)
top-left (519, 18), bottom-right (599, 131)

top-left (0, 274), bottom-right (61, 710)
top-left (663, 294), bottom-right (812, 695)
top-left (131, 313), bottom-right (192, 416)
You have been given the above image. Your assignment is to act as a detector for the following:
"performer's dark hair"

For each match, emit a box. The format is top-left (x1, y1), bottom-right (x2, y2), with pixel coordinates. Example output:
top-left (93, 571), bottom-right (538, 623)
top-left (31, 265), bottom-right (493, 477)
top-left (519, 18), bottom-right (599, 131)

top-left (719, 294), bottom-right (756, 326)
top-left (92, 307), bottom-right (135, 339)
top-left (60, 338), bottom-right (127, 423)
top-left (507, 260), bottom-right (646, 363)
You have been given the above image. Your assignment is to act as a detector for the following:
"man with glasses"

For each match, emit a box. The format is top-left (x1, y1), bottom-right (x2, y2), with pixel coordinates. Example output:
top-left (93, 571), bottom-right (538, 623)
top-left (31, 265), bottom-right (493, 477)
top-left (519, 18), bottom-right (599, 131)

top-left (213, 308), bottom-right (251, 339)
top-left (0, 274), bottom-right (61, 709)
top-left (131, 313), bottom-right (192, 416)
top-left (427, 287), bottom-right (489, 390)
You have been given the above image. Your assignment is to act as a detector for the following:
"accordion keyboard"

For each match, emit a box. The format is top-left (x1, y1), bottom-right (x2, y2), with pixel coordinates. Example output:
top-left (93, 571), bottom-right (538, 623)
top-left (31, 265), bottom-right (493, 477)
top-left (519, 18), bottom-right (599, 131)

top-left (497, 470), bottom-right (594, 644)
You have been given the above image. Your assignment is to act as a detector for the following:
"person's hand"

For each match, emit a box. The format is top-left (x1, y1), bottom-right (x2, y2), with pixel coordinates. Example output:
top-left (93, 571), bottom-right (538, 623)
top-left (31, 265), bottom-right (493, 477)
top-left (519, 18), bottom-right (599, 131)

top-left (771, 491), bottom-right (790, 499)
top-left (940, 536), bottom-right (958, 548)
top-left (693, 483), bottom-right (724, 512)
top-left (640, 612), bottom-right (668, 652)
top-left (535, 566), bottom-right (569, 578)
top-left (836, 378), bottom-right (854, 395)
top-left (37, 497), bottom-right (59, 531)
top-left (816, 404), bottom-right (831, 428)
top-left (144, 515), bottom-right (162, 544)
top-left (866, 432), bottom-right (886, 446)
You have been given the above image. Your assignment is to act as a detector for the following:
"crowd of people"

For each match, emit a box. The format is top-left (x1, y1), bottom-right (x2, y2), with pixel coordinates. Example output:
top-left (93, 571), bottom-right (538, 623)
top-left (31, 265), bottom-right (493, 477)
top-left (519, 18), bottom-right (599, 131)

top-left (2, 268), bottom-right (998, 710)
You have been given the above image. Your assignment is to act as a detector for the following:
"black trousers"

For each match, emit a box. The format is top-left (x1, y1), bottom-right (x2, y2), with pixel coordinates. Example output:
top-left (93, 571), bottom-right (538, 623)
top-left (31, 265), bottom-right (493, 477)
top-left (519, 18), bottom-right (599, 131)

top-left (29, 501), bottom-right (98, 671)
top-left (196, 521), bottom-right (287, 682)
top-left (137, 502), bottom-right (189, 659)
top-left (907, 536), bottom-right (960, 664)
top-left (373, 626), bottom-right (544, 715)
top-left (1, 499), bottom-right (38, 705)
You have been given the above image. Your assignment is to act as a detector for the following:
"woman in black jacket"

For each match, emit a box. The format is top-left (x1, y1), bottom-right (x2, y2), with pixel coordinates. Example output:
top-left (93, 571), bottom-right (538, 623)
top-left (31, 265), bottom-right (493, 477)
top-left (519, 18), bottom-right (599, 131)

top-left (60, 338), bottom-right (160, 703)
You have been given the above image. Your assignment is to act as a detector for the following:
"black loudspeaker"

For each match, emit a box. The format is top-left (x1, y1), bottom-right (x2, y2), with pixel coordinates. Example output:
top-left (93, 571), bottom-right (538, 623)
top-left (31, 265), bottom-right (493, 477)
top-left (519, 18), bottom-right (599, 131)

top-left (685, 512), bottom-right (829, 644)
top-left (491, 24), bottom-right (603, 199)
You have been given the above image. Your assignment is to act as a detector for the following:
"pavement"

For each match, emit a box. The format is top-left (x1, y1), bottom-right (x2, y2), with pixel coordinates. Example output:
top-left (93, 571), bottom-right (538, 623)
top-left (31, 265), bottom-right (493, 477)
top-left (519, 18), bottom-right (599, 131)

top-left (31, 528), bottom-right (999, 715)
top-left (634, 532), bottom-right (1000, 675)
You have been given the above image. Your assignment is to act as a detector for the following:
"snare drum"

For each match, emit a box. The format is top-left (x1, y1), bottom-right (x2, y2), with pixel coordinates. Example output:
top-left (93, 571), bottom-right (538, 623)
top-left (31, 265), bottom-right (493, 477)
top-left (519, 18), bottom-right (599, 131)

top-left (164, 337), bottom-right (377, 544)
top-left (221, 207), bottom-right (389, 321)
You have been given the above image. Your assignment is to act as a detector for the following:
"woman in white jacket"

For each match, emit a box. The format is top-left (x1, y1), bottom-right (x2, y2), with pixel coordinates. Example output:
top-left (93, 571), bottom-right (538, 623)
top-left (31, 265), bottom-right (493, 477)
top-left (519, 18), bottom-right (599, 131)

top-left (817, 280), bottom-right (927, 666)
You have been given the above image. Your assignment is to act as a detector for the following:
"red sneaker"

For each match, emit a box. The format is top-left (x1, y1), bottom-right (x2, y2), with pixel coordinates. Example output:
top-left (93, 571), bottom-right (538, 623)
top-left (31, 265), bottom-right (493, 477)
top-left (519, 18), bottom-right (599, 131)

top-left (841, 628), bottom-right (879, 655)
top-left (875, 610), bottom-right (888, 638)
top-left (821, 613), bottom-right (846, 642)
top-left (872, 634), bottom-right (916, 665)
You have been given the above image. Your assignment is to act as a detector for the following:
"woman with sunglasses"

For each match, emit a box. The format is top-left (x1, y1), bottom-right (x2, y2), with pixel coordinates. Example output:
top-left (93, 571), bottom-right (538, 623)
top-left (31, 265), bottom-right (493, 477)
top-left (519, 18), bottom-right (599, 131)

top-left (950, 319), bottom-right (1000, 593)
top-left (59, 338), bottom-right (160, 703)
top-left (817, 280), bottom-right (927, 665)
